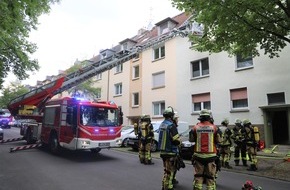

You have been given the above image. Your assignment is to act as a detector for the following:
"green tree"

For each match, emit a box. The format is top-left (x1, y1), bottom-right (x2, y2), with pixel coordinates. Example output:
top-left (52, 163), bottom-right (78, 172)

top-left (171, 0), bottom-right (290, 58)
top-left (0, 0), bottom-right (60, 89)
top-left (0, 81), bottom-right (29, 108)
top-left (65, 60), bottom-right (101, 101)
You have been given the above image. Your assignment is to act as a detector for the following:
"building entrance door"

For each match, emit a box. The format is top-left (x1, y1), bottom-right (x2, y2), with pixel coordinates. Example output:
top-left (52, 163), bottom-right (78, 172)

top-left (272, 110), bottom-right (289, 144)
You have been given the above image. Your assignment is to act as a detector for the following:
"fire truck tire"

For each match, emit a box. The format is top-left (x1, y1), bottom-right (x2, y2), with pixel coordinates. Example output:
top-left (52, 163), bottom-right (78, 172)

top-left (90, 148), bottom-right (101, 153)
top-left (25, 128), bottom-right (36, 144)
top-left (49, 134), bottom-right (60, 154)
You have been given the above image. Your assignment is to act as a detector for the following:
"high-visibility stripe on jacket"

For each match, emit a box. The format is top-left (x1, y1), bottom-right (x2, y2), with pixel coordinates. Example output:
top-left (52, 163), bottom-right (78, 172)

top-left (192, 121), bottom-right (218, 154)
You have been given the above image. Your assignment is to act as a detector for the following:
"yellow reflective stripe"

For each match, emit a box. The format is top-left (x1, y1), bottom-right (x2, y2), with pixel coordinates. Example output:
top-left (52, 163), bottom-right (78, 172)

top-left (208, 132), bottom-right (213, 152)
top-left (172, 134), bottom-right (179, 141)
top-left (161, 132), bottom-right (167, 150)
top-left (196, 131), bottom-right (201, 152)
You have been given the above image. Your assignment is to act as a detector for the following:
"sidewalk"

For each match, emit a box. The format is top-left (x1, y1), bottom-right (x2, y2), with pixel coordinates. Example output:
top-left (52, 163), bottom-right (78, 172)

top-left (222, 150), bottom-right (290, 182)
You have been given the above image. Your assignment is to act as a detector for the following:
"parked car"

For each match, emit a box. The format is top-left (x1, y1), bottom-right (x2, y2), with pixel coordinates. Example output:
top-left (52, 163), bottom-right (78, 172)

top-left (0, 109), bottom-right (12, 129)
top-left (116, 125), bottom-right (134, 147)
top-left (179, 128), bottom-right (195, 160)
top-left (0, 127), bottom-right (3, 140)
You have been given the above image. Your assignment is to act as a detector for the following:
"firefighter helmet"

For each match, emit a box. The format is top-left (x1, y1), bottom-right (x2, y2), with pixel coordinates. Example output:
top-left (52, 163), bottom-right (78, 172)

top-left (163, 106), bottom-right (175, 118)
top-left (199, 109), bottom-right (211, 117)
top-left (243, 119), bottom-right (251, 126)
top-left (140, 114), bottom-right (151, 122)
top-left (221, 118), bottom-right (229, 126)
top-left (235, 118), bottom-right (242, 124)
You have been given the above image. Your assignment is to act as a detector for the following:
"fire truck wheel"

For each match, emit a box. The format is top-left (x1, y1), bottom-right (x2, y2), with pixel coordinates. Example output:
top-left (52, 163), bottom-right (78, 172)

top-left (90, 148), bottom-right (101, 154)
top-left (49, 135), bottom-right (60, 154)
top-left (25, 128), bottom-right (36, 144)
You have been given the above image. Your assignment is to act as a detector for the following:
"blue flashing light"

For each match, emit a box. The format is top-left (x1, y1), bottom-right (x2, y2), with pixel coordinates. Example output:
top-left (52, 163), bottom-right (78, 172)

top-left (109, 128), bottom-right (114, 133)
top-left (94, 129), bottom-right (99, 133)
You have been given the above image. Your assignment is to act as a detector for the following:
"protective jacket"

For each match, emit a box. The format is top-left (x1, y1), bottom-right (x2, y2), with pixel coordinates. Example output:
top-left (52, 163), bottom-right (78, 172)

top-left (219, 126), bottom-right (232, 146)
top-left (158, 119), bottom-right (180, 156)
top-left (190, 121), bottom-right (219, 157)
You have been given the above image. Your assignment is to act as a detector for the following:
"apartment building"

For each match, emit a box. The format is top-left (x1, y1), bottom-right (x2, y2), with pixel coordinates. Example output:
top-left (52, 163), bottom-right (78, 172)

top-left (86, 12), bottom-right (290, 148)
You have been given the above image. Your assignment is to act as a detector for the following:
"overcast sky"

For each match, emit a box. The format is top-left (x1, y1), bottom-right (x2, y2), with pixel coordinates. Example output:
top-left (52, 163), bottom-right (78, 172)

top-left (5, 0), bottom-right (182, 87)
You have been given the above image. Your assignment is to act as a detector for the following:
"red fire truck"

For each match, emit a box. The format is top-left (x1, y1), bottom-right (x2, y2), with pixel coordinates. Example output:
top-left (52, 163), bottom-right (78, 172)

top-left (6, 50), bottom-right (136, 153)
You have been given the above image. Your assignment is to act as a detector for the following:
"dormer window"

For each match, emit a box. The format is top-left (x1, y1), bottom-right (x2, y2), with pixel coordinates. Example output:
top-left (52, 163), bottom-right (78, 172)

top-left (122, 43), bottom-right (128, 50)
top-left (155, 17), bottom-right (178, 36)
top-left (119, 38), bottom-right (137, 51)
top-left (101, 52), bottom-right (107, 59)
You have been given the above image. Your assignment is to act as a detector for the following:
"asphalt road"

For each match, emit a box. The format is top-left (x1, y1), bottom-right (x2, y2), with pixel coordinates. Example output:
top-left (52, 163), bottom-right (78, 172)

top-left (1, 127), bottom-right (290, 190)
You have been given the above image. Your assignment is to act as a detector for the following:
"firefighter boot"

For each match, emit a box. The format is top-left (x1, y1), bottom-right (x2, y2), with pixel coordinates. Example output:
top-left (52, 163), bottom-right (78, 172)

top-left (247, 164), bottom-right (257, 171)
top-left (234, 160), bottom-right (239, 166)
top-left (225, 162), bottom-right (233, 169)
top-left (145, 160), bottom-right (154, 165)
top-left (242, 160), bottom-right (248, 167)
top-left (221, 160), bottom-right (225, 167)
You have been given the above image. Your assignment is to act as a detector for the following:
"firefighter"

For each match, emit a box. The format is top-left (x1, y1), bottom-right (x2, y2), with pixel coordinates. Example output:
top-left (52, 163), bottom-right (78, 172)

top-left (136, 114), bottom-right (155, 165)
top-left (189, 109), bottom-right (220, 190)
top-left (158, 106), bottom-right (181, 190)
top-left (231, 118), bottom-right (248, 166)
top-left (218, 118), bottom-right (233, 169)
top-left (242, 119), bottom-right (258, 171)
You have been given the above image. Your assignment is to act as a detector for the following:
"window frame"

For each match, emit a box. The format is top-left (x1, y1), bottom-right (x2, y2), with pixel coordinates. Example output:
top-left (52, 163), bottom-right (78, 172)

top-left (132, 92), bottom-right (139, 107)
top-left (115, 63), bottom-right (123, 73)
top-left (132, 65), bottom-right (140, 79)
top-left (152, 71), bottom-right (165, 89)
top-left (114, 83), bottom-right (122, 96)
top-left (236, 54), bottom-right (253, 69)
top-left (192, 93), bottom-right (211, 112)
top-left (230, 88), bottom-right (248, 110)
top-left (153, 45), bottom-right (165, 60)
top-left (191, 58), bottom-right (209, 79)
top-left (152, 101), bottom-right (165, 116)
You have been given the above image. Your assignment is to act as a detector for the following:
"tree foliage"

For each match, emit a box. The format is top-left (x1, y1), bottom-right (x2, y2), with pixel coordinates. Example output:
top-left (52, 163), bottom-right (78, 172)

top-left (0, 0), bottom-right (60, 89)
top-left (65, 61), bottom-right (101, 101)
top-left (171, 0), bottom-right (290, 58)
top-left (0, 81), bottom-right (29, 108)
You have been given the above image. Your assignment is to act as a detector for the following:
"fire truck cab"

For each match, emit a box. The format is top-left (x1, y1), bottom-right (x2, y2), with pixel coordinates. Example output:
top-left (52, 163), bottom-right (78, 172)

top-left (39, 97), bottom-right (122, 153)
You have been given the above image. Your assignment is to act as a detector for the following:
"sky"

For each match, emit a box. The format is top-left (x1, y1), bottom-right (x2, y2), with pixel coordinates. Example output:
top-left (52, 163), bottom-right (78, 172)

top-left (5, 0), bottom-right (182, 87)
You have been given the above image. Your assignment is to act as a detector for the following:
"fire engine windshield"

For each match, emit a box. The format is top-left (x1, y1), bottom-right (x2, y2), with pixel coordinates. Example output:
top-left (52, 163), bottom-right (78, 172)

top-left (80, 106), bottom-right (118, 127)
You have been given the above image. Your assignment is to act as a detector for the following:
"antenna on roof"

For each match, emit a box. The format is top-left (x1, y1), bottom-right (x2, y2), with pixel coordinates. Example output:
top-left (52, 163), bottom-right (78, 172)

top-left (146, 2), bottom-right (153, 30)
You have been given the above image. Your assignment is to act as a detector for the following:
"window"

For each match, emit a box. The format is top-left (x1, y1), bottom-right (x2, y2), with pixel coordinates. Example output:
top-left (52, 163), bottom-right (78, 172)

top-left (133, 65), bottom-right (139, 79)
top-left (114, 83), bottom-right (122, 96)
top-left (96, 73), bottom-right (102, 80)
top-left (115, 63), bottom-right (123, 73)
top-left (192, 93), bottom-right (211, 112)
top-left (132, 92), bottom-right (139, 106)
top-left (236, 54), bottom-right (253, 69)
top-left (191, 58), bottom-right (209, 78)
top-left (230, 88), bottom-right (248, 109)
top-left (153, 45), bottom-right (165, 60)
top-left (122, 43), bottom-right (128, 50)
top-left (153, 101), bottom-right (165, 116)
top-left (152, 71), bottom-right (165, 88)
top-left (267, 92), bottom-right (285, 105)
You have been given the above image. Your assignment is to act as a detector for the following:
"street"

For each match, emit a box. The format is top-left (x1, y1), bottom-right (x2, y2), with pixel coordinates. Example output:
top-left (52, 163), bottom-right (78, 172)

top-left (1, 127), bottom-right (290, 190)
